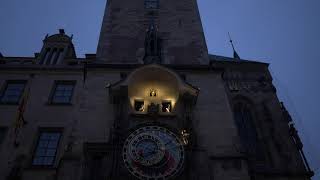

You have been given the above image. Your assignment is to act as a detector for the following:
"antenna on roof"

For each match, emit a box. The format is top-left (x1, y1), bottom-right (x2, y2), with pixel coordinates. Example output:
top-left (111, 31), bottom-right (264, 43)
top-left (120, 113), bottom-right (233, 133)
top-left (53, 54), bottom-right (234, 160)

top-left (228, 32), bottom-right (240, 60)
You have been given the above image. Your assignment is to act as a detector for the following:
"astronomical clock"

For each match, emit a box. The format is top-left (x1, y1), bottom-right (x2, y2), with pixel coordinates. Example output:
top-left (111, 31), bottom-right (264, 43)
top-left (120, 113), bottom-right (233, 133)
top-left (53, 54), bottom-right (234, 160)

top-left (123, 126), bottom-right (185, 179)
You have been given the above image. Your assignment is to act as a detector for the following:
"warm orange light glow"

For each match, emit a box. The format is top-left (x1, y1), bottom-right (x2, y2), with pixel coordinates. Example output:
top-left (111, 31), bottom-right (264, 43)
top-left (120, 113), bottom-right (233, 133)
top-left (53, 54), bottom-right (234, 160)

top-left (139, 105), bottom-right (145, 112)
top-left (150, 89), bottom-right (157, 97)
top-left (165, 105), bottom-right (171, 113)
top-left (130, 85), bottom-right (177, 113)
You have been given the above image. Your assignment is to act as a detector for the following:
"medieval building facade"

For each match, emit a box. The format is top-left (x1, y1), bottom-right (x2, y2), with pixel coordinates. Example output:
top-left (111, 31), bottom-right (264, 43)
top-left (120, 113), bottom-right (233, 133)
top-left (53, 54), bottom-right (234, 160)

top-left (0, 0), bottom-right (313, 179)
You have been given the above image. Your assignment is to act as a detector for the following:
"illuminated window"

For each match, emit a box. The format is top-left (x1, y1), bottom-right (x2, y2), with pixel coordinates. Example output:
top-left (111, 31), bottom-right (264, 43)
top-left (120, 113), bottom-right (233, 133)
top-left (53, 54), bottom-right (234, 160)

top-left (0, 80), bottom-right (26, 104)
top-left (162, 101), bottom-right (172, 113)
top-left (32, 130), bottom-right (62, 166)
top-left (145, 0), bottom-right (159, 9)
top-left (50, 81), bottom-right (75, 104)
top-left (134, 100), bottom-right (145, 112)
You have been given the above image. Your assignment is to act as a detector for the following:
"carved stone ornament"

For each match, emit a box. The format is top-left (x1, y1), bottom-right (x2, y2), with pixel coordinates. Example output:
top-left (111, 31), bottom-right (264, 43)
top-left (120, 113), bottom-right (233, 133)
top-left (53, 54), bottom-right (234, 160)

top-left (227, 80), bottom-right (275, 93)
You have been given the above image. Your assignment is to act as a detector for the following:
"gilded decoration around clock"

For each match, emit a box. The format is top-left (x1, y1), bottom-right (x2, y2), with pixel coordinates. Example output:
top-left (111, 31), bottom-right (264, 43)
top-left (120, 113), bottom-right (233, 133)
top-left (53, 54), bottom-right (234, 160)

top-left (123, 126), bottom-right (185, 179)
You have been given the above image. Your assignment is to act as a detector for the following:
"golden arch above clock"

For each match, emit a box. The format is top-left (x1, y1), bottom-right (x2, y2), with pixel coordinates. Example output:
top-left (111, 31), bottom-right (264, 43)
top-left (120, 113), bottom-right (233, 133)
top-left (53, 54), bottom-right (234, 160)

top-left (123, 126), bottom-right (185, 179)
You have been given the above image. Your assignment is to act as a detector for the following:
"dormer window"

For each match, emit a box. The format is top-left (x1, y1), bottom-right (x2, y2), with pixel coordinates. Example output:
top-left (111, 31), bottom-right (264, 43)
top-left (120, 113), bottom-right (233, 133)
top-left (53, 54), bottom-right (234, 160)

top-left (40, 48), bottom-right (64, 65)
top-left (38, 29), bottom-right (76, 65)
top-left (40, 48), bottom-right (50, 64)
top-left (45, 48), bottom-right (56, 65)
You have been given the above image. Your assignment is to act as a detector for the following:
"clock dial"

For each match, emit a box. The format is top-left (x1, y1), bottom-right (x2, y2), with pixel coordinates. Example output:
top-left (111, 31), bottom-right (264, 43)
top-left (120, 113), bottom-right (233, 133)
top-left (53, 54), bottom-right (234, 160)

top-left (123, 126), bottom-right (184, 180)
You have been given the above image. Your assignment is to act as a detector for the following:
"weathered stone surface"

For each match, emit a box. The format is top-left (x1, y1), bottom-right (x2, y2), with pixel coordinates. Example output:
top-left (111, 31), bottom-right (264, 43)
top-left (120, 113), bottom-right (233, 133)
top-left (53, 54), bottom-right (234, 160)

top-left (97, 0), bottom-right (209, 64)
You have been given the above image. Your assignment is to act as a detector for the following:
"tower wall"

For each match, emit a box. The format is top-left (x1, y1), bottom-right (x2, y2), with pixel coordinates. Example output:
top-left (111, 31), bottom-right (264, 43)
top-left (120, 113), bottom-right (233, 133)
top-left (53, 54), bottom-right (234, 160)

top-left (97, 0), bottom-right (209, 64)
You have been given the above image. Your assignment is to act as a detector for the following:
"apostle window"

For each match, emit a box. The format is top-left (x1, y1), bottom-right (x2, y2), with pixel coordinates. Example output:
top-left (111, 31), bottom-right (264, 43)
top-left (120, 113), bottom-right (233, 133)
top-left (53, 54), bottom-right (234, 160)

top-left (50, 81), bottom-right (75, 104)
top-left (32, 130), bottom-right (62, 166)
top-left (134, 100), bottom-right (145, 112)
top-left (145, 0), bottom-right (159, 9)
top-left (161, 101), bottom-right (172, 113)
top-left (0, 80), bottom-right (26, 104)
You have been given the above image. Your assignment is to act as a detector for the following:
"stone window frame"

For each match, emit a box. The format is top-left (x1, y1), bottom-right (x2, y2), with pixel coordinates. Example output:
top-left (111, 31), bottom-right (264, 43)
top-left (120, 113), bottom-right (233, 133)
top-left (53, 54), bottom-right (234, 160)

top-left (48, 80), bottom-right (76, 105)
top-left (31, 127), bottom-right (64, 167)
top-left (233, 101), bottom-right (259, 154)
top-left (232, 96), bottom-right (267, 163)
top-left (0, 80), bottom-right (27, 105)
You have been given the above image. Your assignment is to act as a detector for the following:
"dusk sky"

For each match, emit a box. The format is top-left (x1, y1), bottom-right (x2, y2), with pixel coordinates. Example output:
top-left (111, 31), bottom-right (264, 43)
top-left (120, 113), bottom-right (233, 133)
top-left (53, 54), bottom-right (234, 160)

top-left (0, 0), bottom-right (319, 178)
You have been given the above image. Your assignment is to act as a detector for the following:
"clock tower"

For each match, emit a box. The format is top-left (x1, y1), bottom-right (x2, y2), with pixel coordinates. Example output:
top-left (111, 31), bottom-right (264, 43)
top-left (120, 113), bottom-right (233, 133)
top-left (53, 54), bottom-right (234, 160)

top-left (97, 0), bottom-right (209, 64)
top-left (90, 0), bottom-right (313, 180)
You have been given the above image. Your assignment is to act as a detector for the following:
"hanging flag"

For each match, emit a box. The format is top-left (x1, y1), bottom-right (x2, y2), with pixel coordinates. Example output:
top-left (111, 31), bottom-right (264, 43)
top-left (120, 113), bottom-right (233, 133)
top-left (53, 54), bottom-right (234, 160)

top-left (13, 81), bottom-right (31, 146)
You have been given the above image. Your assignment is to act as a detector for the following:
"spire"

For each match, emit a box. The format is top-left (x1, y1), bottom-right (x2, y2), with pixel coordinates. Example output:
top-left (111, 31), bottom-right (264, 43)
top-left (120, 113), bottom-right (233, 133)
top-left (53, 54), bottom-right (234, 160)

top-left (228, 32), bottom-right (240, 60)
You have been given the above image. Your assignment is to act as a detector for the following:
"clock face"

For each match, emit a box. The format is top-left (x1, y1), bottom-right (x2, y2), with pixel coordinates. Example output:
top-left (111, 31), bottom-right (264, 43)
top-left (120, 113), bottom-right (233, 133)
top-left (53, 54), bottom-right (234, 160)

top-left (123, 126), bottom-right (184, 180)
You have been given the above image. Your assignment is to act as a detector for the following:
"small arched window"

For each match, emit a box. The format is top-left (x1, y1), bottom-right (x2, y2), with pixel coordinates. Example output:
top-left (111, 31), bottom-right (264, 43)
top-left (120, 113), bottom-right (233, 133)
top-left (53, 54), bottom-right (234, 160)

top-left (234, 102), bottom-right (258, 155)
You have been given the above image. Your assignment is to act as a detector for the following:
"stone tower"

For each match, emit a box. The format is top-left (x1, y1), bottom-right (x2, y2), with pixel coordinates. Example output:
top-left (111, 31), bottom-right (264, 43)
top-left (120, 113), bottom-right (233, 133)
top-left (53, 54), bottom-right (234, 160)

top-left (97, 0), bottom-right (209, 64)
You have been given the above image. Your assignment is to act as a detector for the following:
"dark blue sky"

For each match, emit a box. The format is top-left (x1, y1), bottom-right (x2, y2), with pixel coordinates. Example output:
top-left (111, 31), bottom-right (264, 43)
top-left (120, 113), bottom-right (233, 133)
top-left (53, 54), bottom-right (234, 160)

top-left (0, 0), bottom-right (319, 177)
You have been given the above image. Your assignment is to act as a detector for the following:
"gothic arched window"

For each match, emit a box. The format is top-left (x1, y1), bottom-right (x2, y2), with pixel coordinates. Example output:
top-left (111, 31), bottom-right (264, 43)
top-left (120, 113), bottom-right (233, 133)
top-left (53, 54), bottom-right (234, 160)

top-left (233, 102), bottom-right (258, 156)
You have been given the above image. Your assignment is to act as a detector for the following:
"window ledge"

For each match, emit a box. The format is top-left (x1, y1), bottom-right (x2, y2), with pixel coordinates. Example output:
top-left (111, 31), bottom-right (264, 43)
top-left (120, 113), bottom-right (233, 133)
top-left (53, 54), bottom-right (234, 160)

top-left (25, 165), bottom-right (57, 171)
top-left (0, 102), bottom-right (19, 106)
top-left (45, 102), bottom-right (73, 106)
top-left (130, 113), bottom-right (176, 118)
